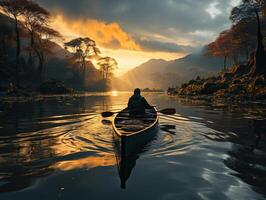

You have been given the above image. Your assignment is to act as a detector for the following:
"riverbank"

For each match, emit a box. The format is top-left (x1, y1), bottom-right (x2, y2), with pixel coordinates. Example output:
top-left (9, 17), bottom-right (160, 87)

top-left (168, 61), bottom-right (266, 104)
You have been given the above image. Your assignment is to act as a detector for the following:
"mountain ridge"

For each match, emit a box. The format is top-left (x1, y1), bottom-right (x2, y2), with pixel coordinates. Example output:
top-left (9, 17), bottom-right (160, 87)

top-left (121, 49), bottom-right (230, 89)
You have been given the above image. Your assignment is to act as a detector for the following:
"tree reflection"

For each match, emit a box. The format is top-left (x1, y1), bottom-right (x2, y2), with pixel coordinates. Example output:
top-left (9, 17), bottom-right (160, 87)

top-left (223, 119), bottom-right (266, 196)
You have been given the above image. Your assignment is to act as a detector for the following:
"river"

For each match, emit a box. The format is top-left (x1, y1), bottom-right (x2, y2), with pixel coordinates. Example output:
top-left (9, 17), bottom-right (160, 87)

top-left (0, 92), bottom-right (265, 200)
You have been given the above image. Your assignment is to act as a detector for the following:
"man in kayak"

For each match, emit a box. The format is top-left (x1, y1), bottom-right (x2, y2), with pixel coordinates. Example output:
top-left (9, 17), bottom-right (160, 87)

top-left (128, 88), bottom-right (153, 115)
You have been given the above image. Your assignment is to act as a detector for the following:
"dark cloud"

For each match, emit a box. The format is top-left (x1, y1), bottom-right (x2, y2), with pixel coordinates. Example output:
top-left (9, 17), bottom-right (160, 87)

top-left (36, 0), bottom-right (238, 51)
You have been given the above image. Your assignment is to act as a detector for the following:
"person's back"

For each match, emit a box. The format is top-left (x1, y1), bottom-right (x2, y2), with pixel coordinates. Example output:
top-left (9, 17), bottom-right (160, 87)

top-left (128, 88), bottom-right (151, 115)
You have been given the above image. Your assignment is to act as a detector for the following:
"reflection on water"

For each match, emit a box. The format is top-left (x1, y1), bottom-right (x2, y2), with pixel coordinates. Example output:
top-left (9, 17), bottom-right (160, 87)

top-left (0, 92), bottom-right (265, 200)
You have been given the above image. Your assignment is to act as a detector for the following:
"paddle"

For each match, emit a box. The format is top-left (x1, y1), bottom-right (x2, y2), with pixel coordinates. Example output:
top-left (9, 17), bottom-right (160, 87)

top-left (101, 108), bottom-right (176, 118)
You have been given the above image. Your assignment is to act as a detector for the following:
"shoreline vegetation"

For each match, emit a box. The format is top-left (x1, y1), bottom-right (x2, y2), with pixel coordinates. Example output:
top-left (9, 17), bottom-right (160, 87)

top-left (167, 59), bottom-right (266, 104)
top-left (168, 0), bottom-right (266, 104)
top-left (0, 86), bottom-right (165, 103)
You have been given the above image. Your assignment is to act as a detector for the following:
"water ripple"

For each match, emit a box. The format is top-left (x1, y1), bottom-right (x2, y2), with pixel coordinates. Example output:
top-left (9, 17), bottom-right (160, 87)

top-left (0, 93), bottom-right (265, 199)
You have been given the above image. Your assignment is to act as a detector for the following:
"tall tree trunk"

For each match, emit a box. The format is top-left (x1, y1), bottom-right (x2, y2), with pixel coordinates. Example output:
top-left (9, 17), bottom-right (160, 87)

top-left (233, 54), bottom-right (238, 64)
top-left (252, 10), bottom-right (266, 75)
top-left (35, 49), bottom-right (44, 81)
top-left (28, 31), bottom-right (35, 68)
top-left (82, 57), bottom-right (86, 88)
top-left (245, 47), bottom-right (249, 60)
top-left (223, 55), bottom-right (227, 71)
top-left (1, 35), bottom-right (6, 54)
top-left (14, 17), bottom-right (20, 86)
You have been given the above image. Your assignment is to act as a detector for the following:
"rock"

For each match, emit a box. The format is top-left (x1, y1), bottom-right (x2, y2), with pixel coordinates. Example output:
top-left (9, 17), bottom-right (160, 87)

top-left (167, 87), bottom-right (176, 94)
top-left (228, 84), bottom-right (244, 95)
top-left (232, 79), bottom-right (241, 84)
top-left (231, 63), bottom-right (251, 77)
top-left (200, 82), bottom-right (228, 95)
top-left (214, 89), bottom-right (237, 100)
top-left (246, 76), bottom-right (266, 99)
top-left (181, 83), bottom-right (188, 88)
top-left (254, 87), bottom-right (266, 100)
top-left (222, 73), bottom-right (234, 81)
top-left (37, 80), bottom-right (72, 95)
top-left (188, 79), bottom-right (198, 85)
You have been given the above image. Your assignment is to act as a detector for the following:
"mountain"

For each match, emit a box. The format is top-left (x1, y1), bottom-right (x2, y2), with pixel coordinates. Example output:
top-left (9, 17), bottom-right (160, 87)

top-left (121, 49), bottom-right (231, 89)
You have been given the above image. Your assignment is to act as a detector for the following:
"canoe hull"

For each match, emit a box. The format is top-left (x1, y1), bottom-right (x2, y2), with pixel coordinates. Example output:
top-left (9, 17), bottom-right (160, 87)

top-left (112, 107), bottom-right (159, 157)
top-left (113, 124), bottom-right (158, 157)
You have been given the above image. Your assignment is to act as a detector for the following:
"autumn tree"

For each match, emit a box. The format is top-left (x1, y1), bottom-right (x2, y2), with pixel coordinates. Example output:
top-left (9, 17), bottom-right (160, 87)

top-left (231, 20), bottom-right (257, 59)
top-left (64, 37), bottom-right (100, 86)
top-left (206, 30), bottom-right (234, 70)
top-left (0, 0), bottom-right (27, 85)
top-left (230, 0), bottom-right (266, 74)
top-left (22, 0), bottom-right (50, 67)
top-left (97, 57), bottom-right (118, 80)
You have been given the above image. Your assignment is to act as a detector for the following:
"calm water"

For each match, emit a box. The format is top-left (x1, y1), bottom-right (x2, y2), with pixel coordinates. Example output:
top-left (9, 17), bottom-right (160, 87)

top-left (0, 92), bottom-right (266, 200)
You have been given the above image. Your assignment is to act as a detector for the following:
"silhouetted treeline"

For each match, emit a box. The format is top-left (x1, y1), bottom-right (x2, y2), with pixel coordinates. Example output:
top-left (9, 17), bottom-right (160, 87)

top-left (0, 0), bottom-right (117, 92)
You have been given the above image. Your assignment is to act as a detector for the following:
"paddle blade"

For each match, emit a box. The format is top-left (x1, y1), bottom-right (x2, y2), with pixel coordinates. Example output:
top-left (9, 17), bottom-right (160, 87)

top-left (159, 108), bottom-right (176, 115)
top-left (101, 111), bottom-right (114, 118)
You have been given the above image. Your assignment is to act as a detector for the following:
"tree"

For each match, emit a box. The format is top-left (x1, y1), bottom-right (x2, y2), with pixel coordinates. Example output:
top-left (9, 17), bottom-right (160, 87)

top-left (230, 0), bottom-right (266, 74)
top-left (34, 26), bottom-right (62, 80)
top-left (231, 20), bottom-right (257, 60)
top-left (22, 0), bottom-right (50, 68)
top-left (97, 57), bottom-right (118, 80)
top-left (64, 37), bottom-right (100, 86)
top-left (0, 18), bottom-right (13, 55)
top-left (206, 30), bottom-right (234, 70)
top-left (0, 0), bottom-right (27, 85)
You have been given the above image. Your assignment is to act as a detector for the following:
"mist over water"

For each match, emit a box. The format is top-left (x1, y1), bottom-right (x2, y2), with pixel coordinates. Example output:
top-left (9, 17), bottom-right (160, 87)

top-left (0, 92), bottom-right (265, 200)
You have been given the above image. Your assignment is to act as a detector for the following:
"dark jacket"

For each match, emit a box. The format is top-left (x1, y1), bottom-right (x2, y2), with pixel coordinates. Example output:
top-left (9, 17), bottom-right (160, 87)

top-left (128, 94), bottom-right (151, 115)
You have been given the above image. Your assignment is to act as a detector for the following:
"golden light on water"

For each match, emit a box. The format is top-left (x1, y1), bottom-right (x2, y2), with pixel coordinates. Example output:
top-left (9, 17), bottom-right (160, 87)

top-left (111, 91), bottom-right (118, 96)
top-left (53, 154), bottom-right (116, 171)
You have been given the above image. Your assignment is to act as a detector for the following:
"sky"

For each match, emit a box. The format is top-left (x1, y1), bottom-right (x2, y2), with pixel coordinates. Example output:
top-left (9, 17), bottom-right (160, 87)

top-left (36, 0), bottom-right (241, 74)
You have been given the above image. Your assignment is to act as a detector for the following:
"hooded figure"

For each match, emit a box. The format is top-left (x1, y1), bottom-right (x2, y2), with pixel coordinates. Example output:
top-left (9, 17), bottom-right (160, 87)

top-left (127, 88), bottom-right (152, 115)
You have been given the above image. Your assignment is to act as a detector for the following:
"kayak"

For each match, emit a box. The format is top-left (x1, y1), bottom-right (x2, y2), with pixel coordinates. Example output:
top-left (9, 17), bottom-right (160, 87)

top-left (112, 107), bottom-right (159, 157)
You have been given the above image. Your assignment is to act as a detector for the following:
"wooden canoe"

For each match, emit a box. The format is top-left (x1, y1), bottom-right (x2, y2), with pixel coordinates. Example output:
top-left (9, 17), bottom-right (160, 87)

top-left (112, 107), bottom-right (159, 157)
top-left (112, 107), bottom-right (159, 188)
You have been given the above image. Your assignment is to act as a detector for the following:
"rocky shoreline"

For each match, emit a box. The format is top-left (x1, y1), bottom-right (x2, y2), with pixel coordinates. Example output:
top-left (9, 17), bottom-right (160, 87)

top-left (0, 80), bottom-right (76, 102)
top-left (168, 60), bottom-right (266, 103)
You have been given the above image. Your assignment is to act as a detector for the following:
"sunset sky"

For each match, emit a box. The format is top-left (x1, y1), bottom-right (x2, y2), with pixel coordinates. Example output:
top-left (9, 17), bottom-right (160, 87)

top-left (36, 0), bottom-right (241, 75)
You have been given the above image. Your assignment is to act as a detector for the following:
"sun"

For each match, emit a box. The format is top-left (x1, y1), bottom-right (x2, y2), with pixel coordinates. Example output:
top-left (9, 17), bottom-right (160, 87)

top-left (111, 90), bottom-right (118, 96)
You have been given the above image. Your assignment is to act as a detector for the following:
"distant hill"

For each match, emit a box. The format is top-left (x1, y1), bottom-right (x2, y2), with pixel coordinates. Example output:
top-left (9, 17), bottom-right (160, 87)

top-left (121, 49), bottom-right (232, 89)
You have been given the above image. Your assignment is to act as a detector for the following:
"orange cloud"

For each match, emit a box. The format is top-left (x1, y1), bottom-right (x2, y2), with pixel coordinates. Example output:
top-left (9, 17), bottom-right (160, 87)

top-left (51, 15), bottom-right (141, 51)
